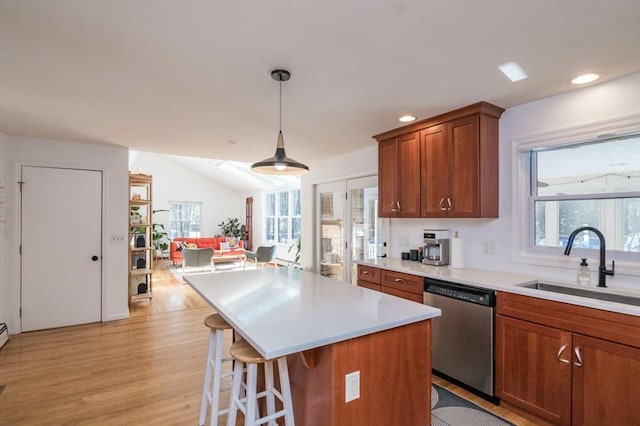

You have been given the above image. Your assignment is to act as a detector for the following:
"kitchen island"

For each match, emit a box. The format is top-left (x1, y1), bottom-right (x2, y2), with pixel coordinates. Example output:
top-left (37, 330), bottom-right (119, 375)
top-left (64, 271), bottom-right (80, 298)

top-left (185, 267), bottom-right (441, 425)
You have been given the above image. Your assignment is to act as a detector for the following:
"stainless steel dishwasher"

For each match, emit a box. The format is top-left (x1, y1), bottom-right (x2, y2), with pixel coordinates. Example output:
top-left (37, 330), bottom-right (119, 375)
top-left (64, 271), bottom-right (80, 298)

top-left (423, 277), bottom-right (496, 397)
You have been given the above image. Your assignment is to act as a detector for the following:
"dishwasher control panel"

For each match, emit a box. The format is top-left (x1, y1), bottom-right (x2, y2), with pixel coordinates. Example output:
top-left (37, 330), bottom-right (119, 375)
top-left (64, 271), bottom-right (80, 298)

top-left (424, 280), bottom-right (495, 307)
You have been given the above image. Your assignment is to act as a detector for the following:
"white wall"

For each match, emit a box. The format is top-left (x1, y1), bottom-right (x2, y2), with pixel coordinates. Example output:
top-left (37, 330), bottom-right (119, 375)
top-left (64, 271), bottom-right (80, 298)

top-left (3, 136), bottom-right (129, 333)
top-left (0, 131), bottom-right (8, 327)
top-left (301, 73), bottom-right (640, 288)
top-left (130, 152), bottom-right (245, 238)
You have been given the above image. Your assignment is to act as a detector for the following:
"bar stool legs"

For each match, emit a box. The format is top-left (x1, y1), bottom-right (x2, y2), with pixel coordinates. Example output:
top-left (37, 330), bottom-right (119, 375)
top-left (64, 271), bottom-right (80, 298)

top-left (226, 340), bottom-right (295, 426)
top-left (200, 314), bottom-right (233, 426)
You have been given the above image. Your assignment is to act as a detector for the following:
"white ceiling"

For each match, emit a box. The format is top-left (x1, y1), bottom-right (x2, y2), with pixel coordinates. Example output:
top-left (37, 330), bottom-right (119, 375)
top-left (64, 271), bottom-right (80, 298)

top-left (1, 0), bottom-right (640, 168)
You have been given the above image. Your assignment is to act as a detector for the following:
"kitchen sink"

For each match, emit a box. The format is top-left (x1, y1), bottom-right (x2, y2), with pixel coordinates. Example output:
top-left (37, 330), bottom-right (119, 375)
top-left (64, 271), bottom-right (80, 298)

top-left (519, 282), bottom-right (640, 306)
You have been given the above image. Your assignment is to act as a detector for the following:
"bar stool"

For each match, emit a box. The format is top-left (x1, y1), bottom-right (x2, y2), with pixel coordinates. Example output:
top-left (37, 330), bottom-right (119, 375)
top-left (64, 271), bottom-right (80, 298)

top-left (226, 339), bottom-right (295, 426)
top-left (199, 314), bottom-right (233, 426)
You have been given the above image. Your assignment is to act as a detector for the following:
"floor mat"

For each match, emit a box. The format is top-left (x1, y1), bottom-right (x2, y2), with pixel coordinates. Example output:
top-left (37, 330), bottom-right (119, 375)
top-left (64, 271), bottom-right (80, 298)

top-left (431, 384), bottom-right (514, 426)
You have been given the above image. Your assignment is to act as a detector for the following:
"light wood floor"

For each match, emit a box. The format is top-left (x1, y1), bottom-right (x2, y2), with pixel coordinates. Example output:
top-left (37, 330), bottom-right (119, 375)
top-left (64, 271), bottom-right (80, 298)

top-left (0, 260), bottom-right (541, 425)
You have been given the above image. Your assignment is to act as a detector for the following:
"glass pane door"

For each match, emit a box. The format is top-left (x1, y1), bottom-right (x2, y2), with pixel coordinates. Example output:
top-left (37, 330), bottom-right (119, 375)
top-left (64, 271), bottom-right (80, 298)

top-left (348, 176), bottom-right (383, 285)
top-left (317, 182), bottom-right (345, 280)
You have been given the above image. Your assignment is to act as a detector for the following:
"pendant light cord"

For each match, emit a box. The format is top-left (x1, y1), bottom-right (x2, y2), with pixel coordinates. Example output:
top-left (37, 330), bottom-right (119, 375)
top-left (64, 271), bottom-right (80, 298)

top-left (279, 76), bottom-right (282, 132)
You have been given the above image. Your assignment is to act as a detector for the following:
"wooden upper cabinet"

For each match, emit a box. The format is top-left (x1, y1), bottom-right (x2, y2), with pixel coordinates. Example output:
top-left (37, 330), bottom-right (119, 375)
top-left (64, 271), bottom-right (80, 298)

top-left (375, 102), bottom-right (503, 219)
top-left (420, 124), bottom-right (448, 217)
top-left (421, 115), bottom-right (488, 217)
top-left (378, 132), bottom-right (421, 218)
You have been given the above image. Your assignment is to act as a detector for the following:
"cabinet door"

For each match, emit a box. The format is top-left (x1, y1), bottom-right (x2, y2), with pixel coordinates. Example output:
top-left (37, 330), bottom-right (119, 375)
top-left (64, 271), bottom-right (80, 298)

top-left (396, 132), bottom-right (421, 217)
top-left (420, 124), bottom-right (448, 217)
top-left (496, 315), bottom-right (572, 426)
top-left (572, 334), bottom-right (640, 426)
top-left (378, 138), bottom-right (398, 217)
top-left (448, 115), bottom-right (480, 217)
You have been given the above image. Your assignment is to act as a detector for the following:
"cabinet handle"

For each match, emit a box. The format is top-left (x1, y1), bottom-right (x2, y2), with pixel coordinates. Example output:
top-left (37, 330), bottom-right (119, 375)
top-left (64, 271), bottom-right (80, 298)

top-left (574, 346), bottom-right (583, 367)
top-left (396, 201), bottom-right (401, 212)
top-left (391, 201), bottom-right (398, 212)
top-left (446, 197), bottom-right (452, 211)
top-left (362, 271), bottom-right (371, 275)
top-left (394, 278), bottom-right (407, 284)
top-left (439, 198), bottom-right (447, 211)
top-left (556, 344), bottom-right (570, 364)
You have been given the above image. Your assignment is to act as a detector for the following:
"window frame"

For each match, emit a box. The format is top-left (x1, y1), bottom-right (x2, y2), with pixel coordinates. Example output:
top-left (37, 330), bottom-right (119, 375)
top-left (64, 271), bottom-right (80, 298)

top-left (168, 201), bottom-right (203, 239)
top-left (264, 188), bottom-right (301, 245)
top-left (511, 112), bottom-right (640, 275)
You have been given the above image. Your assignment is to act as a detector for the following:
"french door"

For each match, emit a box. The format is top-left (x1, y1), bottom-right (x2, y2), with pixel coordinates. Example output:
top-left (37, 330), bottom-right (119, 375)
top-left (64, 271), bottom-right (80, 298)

top-left (316, 176), bottom-right (385, 284)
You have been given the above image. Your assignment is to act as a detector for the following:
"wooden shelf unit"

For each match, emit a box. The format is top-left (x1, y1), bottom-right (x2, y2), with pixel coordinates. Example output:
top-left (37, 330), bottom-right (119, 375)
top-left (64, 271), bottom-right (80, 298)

top-left (129, 173), bottom-right (153, 303)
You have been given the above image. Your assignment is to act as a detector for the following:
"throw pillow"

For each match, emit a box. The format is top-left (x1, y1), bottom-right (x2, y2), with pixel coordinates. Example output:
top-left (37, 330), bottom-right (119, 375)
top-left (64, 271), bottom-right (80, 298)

top-left (227, 237), bottom-right (238, 248)
top-left (176, 241), bottom-right (187, 252)
top-left (187, 243), bottom-right (198, 249)
top-left (220, 241), bottom-right (230, 251)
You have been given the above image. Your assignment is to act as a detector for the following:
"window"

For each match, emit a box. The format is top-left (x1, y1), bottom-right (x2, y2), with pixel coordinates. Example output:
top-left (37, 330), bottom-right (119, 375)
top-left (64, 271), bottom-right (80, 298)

top-left (529, 135), bottom-right (640, 254)
top-left (265, 189), bottom-right (301, 244)
top-left (169, 202), bottom-right (202, 238)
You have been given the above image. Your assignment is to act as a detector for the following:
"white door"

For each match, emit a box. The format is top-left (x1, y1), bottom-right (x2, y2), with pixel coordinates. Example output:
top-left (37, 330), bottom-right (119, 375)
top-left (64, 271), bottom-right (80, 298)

top-left (21, 166), bottom-right (102, 331)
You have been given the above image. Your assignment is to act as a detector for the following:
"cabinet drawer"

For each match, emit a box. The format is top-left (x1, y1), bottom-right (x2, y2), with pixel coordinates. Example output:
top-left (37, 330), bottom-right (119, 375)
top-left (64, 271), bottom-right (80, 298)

top-left (381, 270), bottom-right (423, 295)
top-left (357, 265), bottom-right (381, 284)
top-left (358, 280), bottom-right (382, 292)
top-left (382, 286), bottom-right (423, 303)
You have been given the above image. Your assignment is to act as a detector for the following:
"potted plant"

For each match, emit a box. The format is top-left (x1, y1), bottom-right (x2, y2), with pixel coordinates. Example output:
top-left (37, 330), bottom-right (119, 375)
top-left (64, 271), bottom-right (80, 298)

top-left (152, 209), bottom-right (170, 258)
top-left (217, 217), bottom-right (246, 238)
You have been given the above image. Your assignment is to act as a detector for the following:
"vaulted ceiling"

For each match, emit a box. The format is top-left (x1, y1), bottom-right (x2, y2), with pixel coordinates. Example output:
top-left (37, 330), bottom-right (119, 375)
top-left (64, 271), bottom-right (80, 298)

top-left (1, 1), bottom-right (640, 168)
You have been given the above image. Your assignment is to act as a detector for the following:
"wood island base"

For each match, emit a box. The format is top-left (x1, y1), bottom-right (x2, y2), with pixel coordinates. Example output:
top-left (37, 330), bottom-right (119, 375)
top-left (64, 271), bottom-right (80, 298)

top-left (287, 319), bottom-right (432, 425)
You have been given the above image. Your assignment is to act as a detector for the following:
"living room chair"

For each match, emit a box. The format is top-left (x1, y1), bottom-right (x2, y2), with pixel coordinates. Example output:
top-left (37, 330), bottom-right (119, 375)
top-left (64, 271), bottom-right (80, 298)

top-left (182, 247), bottom-right (214, 275)
top-left (244, 245), bottom-right (277, 269)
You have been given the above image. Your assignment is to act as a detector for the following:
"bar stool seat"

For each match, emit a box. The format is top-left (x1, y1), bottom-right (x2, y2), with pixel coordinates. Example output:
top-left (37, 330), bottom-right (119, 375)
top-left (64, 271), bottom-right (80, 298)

top-left (226, 339), bottom-right (295, 426)
top-left (200, 314), bottom-right (234, 426)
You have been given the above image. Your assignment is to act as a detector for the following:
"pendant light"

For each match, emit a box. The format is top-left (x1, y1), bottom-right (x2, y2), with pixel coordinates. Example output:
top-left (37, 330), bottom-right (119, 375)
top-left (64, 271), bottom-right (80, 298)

top-left (251, 69), bottom-right (309, 175)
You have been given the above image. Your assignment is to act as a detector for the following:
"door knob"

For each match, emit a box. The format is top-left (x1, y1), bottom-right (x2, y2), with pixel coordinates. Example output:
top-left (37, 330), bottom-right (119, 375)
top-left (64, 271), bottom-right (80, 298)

top-left (91, 255), bottom-right (99, 261)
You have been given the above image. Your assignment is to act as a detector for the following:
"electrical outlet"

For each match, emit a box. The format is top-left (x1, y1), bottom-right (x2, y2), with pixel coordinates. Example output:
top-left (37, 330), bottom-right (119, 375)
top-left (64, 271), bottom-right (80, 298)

top-left (482, 241), bottom-right (496, 255)
top-left (110, 235), bottom-right (126, 244)
top-left (345, 371), bottom-right (360, 402)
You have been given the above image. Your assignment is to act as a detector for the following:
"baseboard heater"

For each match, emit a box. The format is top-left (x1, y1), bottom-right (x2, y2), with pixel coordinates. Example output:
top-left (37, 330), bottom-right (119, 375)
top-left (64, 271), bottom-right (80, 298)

top-left (0, 323), bottom-right (8, 350)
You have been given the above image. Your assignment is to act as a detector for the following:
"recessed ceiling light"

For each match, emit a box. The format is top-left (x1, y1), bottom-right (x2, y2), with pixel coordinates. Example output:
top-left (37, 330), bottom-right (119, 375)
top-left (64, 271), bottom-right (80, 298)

top-left (399, 115), bottom-right (416, 123)
top-left (498, 62), bottom-right (528, 82)
top-left (571, 73), bottom-right (600, 85)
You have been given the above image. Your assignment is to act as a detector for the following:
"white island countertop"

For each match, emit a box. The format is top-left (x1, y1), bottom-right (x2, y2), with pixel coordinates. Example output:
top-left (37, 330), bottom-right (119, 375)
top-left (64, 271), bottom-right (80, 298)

top-left (185, 268), bottom-right (441, 359)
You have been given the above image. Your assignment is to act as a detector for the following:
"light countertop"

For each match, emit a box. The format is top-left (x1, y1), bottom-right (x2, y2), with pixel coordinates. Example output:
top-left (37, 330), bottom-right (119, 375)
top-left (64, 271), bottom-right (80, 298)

top-left (358, 258), bottom-right (640, 317)
top-left (185, 268), bottom-right (441, 359)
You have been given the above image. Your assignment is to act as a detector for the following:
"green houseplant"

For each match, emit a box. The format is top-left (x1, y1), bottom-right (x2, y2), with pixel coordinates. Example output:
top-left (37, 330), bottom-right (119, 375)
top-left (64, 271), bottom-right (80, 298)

top-left (217, 217), bottom-right (246, 238)
top-left (152, 209), bottom-right (170, 258)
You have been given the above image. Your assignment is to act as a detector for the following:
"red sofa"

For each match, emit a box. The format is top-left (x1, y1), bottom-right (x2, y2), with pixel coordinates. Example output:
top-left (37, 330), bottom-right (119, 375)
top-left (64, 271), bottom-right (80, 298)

top-left (170, 237), bottom-right (245, 266)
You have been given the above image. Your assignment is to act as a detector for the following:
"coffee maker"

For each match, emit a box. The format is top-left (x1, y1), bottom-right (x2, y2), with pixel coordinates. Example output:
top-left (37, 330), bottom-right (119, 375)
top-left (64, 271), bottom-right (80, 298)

top-left (422, 229), bottom-right (450, 266)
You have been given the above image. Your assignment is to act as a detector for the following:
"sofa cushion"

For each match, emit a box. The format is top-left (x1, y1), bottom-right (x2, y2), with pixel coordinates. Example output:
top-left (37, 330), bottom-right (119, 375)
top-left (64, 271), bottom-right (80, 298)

top-left (196, 237), bottom-right (221, 250)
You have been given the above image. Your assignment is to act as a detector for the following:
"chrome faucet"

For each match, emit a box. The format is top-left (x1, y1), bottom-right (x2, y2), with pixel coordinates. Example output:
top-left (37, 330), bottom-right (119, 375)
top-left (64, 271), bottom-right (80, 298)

top-left (564, 226), bottom-right (615, 287)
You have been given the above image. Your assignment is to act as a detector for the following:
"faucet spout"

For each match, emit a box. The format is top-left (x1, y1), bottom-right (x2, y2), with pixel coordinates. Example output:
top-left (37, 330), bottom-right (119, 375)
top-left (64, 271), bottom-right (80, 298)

top-left (564, 226), bottom-right (615, 287)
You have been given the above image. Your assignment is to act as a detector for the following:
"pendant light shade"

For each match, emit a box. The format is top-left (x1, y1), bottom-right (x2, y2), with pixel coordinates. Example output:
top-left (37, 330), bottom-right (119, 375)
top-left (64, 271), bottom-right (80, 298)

top-left (251, 69), bottom-right (309, 175)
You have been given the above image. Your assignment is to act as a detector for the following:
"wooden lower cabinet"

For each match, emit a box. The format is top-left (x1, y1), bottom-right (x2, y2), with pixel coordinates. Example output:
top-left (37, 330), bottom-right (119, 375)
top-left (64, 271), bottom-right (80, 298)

top-left (572, 334), bottom-right (640, 426)
top-left (356, 265), bottom-right (424, 303)
top-left (496, 315), bottom-right (572, 425)
top-left (496, 292), bottom-right (640, 425)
